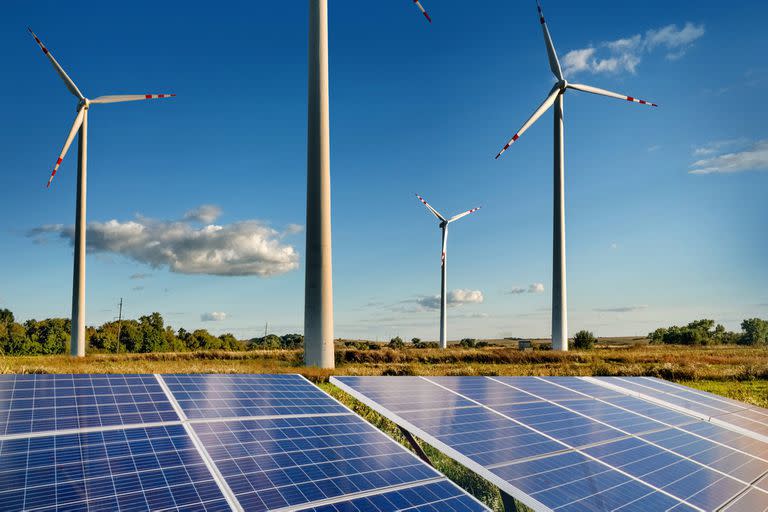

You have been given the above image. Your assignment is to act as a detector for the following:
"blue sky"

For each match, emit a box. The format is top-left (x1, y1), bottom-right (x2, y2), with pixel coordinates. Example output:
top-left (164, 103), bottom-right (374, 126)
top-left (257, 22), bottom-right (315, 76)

top-left (1, 0), bottom-right (766, 341)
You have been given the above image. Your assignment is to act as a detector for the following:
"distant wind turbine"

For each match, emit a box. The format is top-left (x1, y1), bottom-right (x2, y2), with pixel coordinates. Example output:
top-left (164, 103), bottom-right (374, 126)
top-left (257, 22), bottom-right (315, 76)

top-left (493, 1), bottom-right (657, 351)
top-left (416, 194), bottom-right (481, 349)
top-left (29, 28), bottom-right (175, 357)
top-left (304, 1), bottom-right (431, 368)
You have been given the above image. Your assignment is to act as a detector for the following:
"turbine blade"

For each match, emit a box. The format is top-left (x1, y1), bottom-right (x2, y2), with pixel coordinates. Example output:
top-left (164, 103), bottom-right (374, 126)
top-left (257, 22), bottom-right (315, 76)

top-left (47, 109), bottom-right (85, 188)
top-left (413, 0), bottom-right (432, 23)
top-left (415, 194), bottom-right (446, 222)
top-left (90, 94), bottom-right (177, 104)
top-left (27, 28), bottom-right (84, 100)
top-left (568, 83), bottom-right (658, 107)
top-left (449, 206), bottom-right (481, 223)
top-left (495, 85), bottom-right (560, 159)
top-left (536, 1), bottom-right (563, 80)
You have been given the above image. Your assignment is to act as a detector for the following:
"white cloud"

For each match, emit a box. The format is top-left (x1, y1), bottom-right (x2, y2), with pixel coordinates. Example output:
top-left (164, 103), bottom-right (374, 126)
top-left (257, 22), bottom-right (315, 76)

top-left (610, 243), bottom-right (619, 250)
top-left (508, 283), bottom-right (545, 295)
top-left (201, 312), bottom-right (227, 322)
top-left (129, 273), bottom-right (151, 280)
top-left (562, 22), bottom-right (704, 76)
top-left (28, 207), bottom-right (300, 277)
top-left (594, 305), bottom-right (648, 313)
top-left (184, 204), bottom-right (222, 224)
top-left (690, 140), bottom-right (768, 175)
top-left (415, 289), bottom-right (484, 310)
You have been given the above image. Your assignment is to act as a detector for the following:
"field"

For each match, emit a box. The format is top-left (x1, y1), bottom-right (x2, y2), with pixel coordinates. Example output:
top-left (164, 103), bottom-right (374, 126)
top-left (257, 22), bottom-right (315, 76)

top-left (1, 344), bottom-right (766, 511)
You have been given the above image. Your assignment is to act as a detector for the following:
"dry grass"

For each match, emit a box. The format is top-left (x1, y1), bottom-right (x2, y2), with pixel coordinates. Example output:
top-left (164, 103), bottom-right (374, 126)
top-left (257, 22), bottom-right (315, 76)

top-left (2, 344), bottom-right (766, 382)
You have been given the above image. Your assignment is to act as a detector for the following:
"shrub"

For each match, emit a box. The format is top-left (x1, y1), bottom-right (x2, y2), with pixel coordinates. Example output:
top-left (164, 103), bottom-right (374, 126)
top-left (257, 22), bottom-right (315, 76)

top-left (572, 330), bottom-right (596, 350)
top-left (388, 336), bottom-right (405, 349)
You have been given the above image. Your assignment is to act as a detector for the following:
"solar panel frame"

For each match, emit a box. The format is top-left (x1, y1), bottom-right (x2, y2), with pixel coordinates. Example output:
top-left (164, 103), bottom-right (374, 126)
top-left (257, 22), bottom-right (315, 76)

top-left (332, 375), bottom-right (768, 512)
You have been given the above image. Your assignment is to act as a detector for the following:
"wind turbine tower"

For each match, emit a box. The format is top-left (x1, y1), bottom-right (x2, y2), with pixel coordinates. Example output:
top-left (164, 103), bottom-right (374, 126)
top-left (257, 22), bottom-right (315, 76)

top-left (494, 1), bottom-right (657, 351)
top-left (416, 194), bottom-right (481, 349)
top-left (29, 29), bottom-right (175, 357)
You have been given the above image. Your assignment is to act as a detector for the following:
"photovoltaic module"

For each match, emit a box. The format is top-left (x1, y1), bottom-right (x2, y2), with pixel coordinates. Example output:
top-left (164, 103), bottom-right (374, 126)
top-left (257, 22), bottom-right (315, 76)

top-left (331, 375), bottom-right (768, 512)
top-left (0, 374), bottom-right (489, 511)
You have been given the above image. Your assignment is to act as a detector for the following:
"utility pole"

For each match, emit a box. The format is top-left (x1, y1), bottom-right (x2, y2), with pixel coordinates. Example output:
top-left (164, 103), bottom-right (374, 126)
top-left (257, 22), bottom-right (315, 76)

top-left (115, 298), bottom-right (123, 354)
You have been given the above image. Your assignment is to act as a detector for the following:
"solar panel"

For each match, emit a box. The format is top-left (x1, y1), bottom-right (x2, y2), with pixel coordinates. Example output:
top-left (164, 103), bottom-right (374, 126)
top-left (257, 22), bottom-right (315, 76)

top-left (332, 375), bottom-right (768, 512)
top-left (162, 374), bottom-right (348, 419)
top-left (590, 377), bottom-right (768, 443)
top-left (0, 374), bottom-right (178, 435)
top-left (0, 374), bottom-right (488, 511)
top-left (0, 424), bottom-right (230, 511)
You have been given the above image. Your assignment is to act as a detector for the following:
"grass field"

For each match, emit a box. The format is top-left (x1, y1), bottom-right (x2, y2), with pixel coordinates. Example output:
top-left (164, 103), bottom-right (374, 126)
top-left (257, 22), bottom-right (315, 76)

top-left (1, 344), bottom-right (766, 510)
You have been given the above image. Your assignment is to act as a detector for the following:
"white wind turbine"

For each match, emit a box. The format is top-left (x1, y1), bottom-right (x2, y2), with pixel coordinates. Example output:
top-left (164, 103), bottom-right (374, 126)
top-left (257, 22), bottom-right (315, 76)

top-left (416, 194), bottom-right (481, 349)
top-left (304, 0), bottom-right (432, 368)
top-left (29, 28), bottom-right (175, 357)
top-left (494, 1), bottom-right (657, 351)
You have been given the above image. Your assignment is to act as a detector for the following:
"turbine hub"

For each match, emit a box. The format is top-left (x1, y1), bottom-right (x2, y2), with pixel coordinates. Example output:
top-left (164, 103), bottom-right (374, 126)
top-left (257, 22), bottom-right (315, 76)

top-left (558, 79), bottom-right (568, 91)
top-left (78, 98), bottom-right (90, 111)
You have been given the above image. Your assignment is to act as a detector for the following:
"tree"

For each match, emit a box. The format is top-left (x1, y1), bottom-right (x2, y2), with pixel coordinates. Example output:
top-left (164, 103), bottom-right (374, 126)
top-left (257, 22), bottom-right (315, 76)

top-left (459, 338), bottom-right (476, 348)
top-left (572, 330), bottom-right (596, 350)
top-left (411, 338), bottom-right (421, 344)
top-left (281, 334), bottom-right (304, 349)
top-left (740, 318), bottom-right (768, 346)
top-left (388, 336), bottom-right (405, 349)
top-left (0, 308), bottom-right (14, 325)
top-left (25, 318), bottom-right (70, 355)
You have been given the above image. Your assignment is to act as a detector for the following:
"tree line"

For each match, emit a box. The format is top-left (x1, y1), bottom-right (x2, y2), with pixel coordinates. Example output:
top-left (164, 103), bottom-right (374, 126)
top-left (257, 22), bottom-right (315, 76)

top-left (0, 308), bottom-right (302, 355)
top-left (648, 318), bottom-right (768, 346)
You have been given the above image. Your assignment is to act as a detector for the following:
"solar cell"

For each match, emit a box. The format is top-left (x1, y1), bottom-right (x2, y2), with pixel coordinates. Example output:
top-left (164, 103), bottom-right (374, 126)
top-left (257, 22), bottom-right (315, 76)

top-left (332, 375), bottom-right (768, 512)
top-left (0, 374), bottom-right (178, 436)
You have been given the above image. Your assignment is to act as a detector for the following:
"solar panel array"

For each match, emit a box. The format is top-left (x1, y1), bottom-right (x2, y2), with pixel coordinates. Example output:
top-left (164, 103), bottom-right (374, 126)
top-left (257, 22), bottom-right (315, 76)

top-left (331, 376), bottom-right (768, 512)
top-left (0, 374), bottom-right (489, 512)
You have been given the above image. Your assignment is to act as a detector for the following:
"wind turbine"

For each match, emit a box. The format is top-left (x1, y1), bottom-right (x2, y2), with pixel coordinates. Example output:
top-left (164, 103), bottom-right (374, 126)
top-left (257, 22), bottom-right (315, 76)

top-left (304, 1), bottom-right (431, 368)
top-left (416, 194), bottom-right (481, 349)
top-left (29, 28), bottom-right (175, 357)
top-left (494, 1), bottom-right (657, 351)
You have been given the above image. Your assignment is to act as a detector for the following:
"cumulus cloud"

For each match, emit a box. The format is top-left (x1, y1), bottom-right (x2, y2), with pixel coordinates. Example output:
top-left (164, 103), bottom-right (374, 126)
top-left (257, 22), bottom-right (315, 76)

top-left (689, 140), bottom-right (768, 175)
top-left (201, 312), bottom-right (227, 322)
top-left (508, 283), bottom-right (545, 295)
top-left (28, 207), bottom-right (301, 277)
top-left (414, 289), bottom-right (484, 310)
top-left (594, 305), bottom-right (648, 313)
top-left (184, 205), bottom-right (222, 224)
top-left (562, 22), bottom-right (704, 75)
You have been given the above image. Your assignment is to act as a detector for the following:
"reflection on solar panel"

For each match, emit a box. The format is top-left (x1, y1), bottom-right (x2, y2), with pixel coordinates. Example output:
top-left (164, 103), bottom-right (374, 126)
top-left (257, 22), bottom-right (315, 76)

top-left (0, 374), bottom-right (489, 512)
top-left (331, 376), bottom-right (768, 512)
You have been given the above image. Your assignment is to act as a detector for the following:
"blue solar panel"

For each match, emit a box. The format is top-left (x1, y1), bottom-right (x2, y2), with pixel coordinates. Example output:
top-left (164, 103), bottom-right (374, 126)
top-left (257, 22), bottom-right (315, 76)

top-left (0, 374), bottom-right (490, 511)
top-left (332, 375), bottom-right (768, 512)
top-left (162, 374), bottom-right (349, 419)
top-left (193, 415), bottom-right (444, 510)
top-left (594, 376), bottom-right (768, 442)
top-left (0, 374), bottom-right (178, 435)
top-left (300, 480), bottom-right (489, 512)
top-left (0, 424), bottom-right (230, 511)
